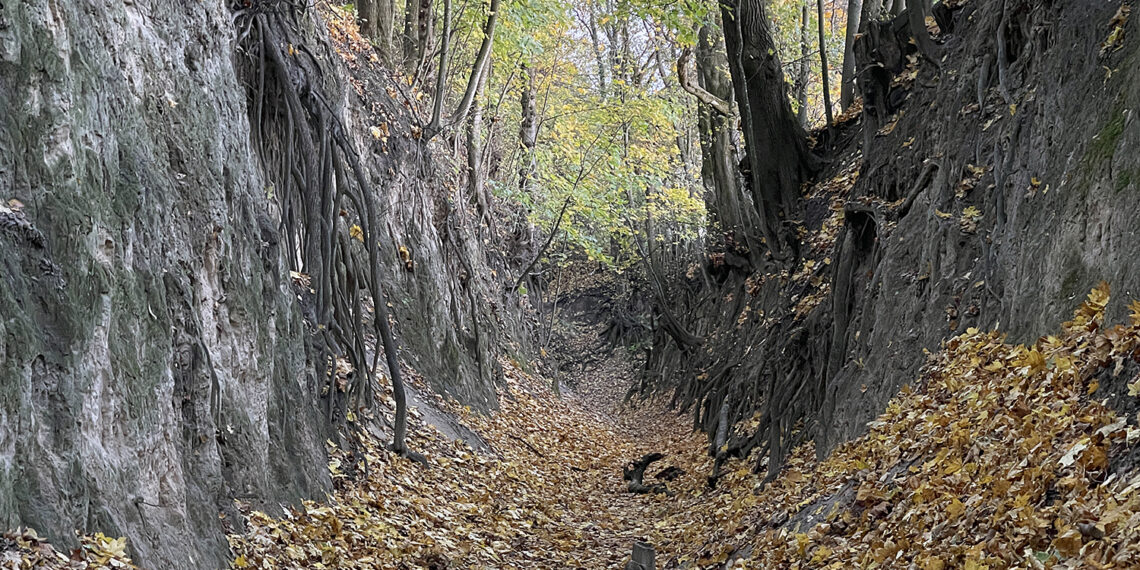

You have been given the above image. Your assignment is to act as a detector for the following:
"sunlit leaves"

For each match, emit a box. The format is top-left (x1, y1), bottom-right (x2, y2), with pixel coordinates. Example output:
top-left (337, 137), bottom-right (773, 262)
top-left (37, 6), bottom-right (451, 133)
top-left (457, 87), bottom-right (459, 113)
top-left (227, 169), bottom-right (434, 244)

top-left (5, 529), bottom-right (138, 568)
top-left (489, 12), bottom-right (705, 267)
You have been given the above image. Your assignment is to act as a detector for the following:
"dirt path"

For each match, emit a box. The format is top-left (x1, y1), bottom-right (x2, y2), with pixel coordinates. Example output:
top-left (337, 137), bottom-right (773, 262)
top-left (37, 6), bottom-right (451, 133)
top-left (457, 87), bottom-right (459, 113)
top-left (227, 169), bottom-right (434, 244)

top-left (227, 323), bottom-right (718, 569)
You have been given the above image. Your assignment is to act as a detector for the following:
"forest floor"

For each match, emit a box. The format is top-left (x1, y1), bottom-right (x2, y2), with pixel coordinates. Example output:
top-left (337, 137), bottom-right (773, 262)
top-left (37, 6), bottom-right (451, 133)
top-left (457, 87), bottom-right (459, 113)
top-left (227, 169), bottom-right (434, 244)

top-left (221, 285), bottom-right (1140, 570)
top-left (224, 314), bottom-right (742, 569)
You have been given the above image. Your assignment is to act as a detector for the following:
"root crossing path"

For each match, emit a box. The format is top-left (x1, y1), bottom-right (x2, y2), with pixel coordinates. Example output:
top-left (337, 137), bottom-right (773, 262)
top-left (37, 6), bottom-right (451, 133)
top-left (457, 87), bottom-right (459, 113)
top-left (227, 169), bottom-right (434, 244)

top-left (228, 339), bottom-right (738, 569)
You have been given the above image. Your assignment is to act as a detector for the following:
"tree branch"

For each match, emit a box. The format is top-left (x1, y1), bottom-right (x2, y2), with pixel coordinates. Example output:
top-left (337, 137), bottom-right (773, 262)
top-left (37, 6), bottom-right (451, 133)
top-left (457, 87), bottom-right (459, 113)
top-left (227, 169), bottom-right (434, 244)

top-left (513, 197), bottom-right (571, 292)
top-left (677, 47), bottom-right (734, 117)
top-left (426, 0), bottom-right (501, 139)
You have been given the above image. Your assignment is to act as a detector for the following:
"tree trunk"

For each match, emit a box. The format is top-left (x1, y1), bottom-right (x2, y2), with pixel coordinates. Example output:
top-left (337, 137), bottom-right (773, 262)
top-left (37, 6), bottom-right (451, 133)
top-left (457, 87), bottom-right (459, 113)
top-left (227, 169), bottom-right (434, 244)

top-left (518, 62), bottom-right (538, 193)
top-left (720, 0), bottom-right (814, 260)
top-left (908, 0), bottom-right (938, 62)
top-left (427, 0), bottom-right (452, 132)
top-left (451, 0), bottom-right (500, 127)
top-left (796, 1), bottom-right (811, 125)
top-left (694, 24), bottom-right (750, 248)
top-left (418, 0), bottom-right (434, 65)
top-left (377, 0), bottom-right (394, 64)
top-left (425, 0), bottom-right (500, 139)
top-left (402, 0), bottom-right (419, 70)
top-left (466, 56), bottom-right (491, 221)
top-left (584, 2), bottom-right (608, 99)
top-left (358, 0), bottom-right (378, 41)
top-left (817, 0), bottom-right (834, 126)
top-left (840, 0), bottom-right (863, 109)
top-left (402, 0), bottom-right (432, 72)
top-left (358, 0), bottom-right (394, 64)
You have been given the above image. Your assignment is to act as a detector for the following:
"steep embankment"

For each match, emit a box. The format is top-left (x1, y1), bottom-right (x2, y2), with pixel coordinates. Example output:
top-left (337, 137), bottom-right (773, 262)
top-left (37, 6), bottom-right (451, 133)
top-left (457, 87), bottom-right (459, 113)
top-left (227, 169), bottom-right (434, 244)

top-left (0, 1), bottom-right (527, 567)
top-left (1, 3), bottom-right (328, 566)
top-left (645, 0), bottom-right (1140, 469)
top-left (819, 0), bottom-right (1140, 453)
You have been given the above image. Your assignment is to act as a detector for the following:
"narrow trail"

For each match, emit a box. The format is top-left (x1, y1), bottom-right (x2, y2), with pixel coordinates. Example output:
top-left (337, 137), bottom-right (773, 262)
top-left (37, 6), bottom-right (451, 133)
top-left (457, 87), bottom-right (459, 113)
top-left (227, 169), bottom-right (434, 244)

top-left (227, 316), bottom-right (724, 569)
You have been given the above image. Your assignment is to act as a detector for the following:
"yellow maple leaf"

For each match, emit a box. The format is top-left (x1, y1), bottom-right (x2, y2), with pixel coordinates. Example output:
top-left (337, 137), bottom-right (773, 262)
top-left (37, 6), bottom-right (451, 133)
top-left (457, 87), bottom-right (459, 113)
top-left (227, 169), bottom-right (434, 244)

top-left (810, 545), bottom-right (833, 564)
top-left (1088, 281), bottom-right (1111, 308)
top-left (795, 533), bottom-right (810, 557)
top-left (944, 498), bottom-right (964, 522)
top-left (1127, 379), bottom-right (1140, 397)
top-left (1024, 349), bottom-right (1046, 375)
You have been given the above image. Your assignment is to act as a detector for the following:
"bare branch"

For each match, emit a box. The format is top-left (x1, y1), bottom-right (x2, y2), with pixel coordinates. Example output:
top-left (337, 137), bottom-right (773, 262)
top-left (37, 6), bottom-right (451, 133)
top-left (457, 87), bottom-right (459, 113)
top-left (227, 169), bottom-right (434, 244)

top-left (677, 47), bottom-right (734, 117)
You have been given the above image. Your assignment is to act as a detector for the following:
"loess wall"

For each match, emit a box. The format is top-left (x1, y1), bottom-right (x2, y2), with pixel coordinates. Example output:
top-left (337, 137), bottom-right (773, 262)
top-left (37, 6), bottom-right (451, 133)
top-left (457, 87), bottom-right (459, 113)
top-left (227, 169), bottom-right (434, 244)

top-left (0, 1), bottom-right (527, 567)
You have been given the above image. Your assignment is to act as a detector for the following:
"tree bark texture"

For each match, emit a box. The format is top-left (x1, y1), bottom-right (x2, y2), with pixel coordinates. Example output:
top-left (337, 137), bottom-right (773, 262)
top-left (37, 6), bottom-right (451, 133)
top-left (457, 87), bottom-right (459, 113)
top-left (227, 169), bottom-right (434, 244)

top-left (357, 0), bottom-right (394, 64)
top-left (518, 62), bottom-right (538, 193)
top-left (694, 25), bottom-right (753, 248)
top-left (796, 1), bottom-right (811, 125)
top-left (840, 0), bottom-right (864, 109)
top-left (403, 0), bottom-right (433, 71)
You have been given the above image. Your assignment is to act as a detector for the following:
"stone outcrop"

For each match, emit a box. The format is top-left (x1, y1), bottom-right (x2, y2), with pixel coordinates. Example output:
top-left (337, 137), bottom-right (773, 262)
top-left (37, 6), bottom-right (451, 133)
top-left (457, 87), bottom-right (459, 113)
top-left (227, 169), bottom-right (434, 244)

top-left (0, 1), bottom-right (528, 566)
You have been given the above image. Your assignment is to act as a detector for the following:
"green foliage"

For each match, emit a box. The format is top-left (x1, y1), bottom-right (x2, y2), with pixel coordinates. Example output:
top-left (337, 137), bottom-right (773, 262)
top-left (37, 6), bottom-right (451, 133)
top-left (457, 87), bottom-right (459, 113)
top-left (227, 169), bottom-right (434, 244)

top-left (434, 0), bottom-right (851, 269)
top-left (482, 0), bottom-right (706, 270)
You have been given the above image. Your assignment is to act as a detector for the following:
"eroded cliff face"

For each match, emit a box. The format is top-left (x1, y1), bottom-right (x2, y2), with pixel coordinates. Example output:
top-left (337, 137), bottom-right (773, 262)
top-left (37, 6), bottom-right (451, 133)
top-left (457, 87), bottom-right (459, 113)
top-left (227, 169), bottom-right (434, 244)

top-left (0, 1), bottom-right (332, 566)
top-left (320, 34), bottom-right (520, 410)
top-left (644, 0), bottom-right (1140, 470)
top-left (0, 1), bottom-right (526, 567)
top-left (819, 0), bottom-right (1140, 451)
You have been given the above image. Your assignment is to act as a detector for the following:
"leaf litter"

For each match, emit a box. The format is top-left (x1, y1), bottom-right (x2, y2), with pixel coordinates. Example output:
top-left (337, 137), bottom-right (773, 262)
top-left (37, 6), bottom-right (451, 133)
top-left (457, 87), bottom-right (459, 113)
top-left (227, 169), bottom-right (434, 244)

top-left (222, 283), bottom-right (1140, 569)
top-left (13, 285), bottom-right (1140, 568)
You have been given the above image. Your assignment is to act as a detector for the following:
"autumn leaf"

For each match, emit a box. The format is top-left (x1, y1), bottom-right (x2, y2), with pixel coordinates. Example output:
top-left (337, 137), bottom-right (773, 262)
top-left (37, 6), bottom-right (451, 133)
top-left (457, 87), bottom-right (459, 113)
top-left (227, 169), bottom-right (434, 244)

top-left (1053, 528), bottom-right (1083, 556)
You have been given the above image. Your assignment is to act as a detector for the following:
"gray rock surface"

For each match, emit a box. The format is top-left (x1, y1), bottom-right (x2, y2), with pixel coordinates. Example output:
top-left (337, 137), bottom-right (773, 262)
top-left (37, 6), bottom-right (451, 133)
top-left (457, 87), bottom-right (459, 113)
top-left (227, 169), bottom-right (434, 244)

top-left (0, 0), bottom-right (531, 567)
top-left (0, 1), bottom-right (332, 567)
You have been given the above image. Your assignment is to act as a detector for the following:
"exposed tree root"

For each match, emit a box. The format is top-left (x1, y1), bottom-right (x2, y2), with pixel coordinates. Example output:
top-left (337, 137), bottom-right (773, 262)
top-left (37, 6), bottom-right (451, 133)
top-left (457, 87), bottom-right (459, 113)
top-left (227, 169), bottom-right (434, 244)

top-left (623, 453), bottom-right (672, 495)
top-left (231, 0), bottom-right (422, 465)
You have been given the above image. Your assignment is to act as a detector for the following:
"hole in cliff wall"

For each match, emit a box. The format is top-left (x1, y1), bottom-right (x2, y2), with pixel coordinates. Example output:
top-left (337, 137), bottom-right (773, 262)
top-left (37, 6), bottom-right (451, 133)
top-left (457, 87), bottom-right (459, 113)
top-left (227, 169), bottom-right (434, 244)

top-left (850, 211), bottom-right (877, 257)
top-left (1003, 6), bottom-right (1028, 64)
